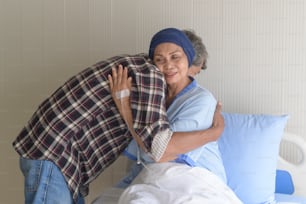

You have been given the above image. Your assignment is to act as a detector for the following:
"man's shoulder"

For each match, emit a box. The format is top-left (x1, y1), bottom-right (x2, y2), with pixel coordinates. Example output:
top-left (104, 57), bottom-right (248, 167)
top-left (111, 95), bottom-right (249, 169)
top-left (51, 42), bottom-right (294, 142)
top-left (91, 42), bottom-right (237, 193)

top-left (106, 53), bottom-right (149, 63)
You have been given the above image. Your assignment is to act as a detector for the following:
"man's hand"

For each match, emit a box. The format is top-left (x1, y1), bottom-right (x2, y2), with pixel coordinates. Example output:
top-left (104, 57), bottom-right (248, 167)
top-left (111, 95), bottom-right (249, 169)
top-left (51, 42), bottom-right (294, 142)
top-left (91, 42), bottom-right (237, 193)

top-left (211, 102), bottom-right (225, 138)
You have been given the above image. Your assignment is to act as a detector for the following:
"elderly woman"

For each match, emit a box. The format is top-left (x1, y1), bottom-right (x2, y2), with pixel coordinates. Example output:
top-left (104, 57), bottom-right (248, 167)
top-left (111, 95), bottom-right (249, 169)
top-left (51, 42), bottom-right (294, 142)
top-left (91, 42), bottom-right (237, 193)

top-left (110, 28), bottom-right (226, 184)
top-left (109, 28), bottom-right (241, 203)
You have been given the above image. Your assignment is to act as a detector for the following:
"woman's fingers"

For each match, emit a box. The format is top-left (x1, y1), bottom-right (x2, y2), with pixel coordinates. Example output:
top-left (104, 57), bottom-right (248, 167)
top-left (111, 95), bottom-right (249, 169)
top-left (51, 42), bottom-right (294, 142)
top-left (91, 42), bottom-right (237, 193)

top-left (108, 65), bottom-right (131, 92)
top-left (122, 65), bottom-right (127, 84)
top-left (108, 74), bottom-right (113, 90)
top-left (117, 65), bottom-right (123, 85)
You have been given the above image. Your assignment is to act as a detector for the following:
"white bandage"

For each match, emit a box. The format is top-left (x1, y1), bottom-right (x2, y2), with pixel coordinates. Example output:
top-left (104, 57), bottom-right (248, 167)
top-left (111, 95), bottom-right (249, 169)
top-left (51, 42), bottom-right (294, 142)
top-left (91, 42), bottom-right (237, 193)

top-left (116, 89), bottom-right (130, 99)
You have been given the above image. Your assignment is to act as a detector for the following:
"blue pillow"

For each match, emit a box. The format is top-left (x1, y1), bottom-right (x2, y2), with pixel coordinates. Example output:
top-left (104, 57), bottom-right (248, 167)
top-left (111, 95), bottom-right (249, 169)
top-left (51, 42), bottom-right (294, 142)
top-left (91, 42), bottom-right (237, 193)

top-left (275, 169), bottom-right (294, 195)
top-left (218, 113), bottom-right (289, 204)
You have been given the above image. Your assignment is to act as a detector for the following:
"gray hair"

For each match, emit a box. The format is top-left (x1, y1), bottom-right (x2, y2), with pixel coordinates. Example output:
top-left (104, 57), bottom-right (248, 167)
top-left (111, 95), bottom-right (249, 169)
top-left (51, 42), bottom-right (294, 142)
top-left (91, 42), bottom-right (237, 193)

top-left (182, 29), bottom-right (208, 70)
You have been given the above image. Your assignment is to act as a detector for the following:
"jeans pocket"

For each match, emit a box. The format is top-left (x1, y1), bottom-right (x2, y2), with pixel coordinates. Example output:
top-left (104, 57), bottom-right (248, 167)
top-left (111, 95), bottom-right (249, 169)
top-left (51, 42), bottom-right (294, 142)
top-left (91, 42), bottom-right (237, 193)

top-left (19, 157), bottom-right (42, 192)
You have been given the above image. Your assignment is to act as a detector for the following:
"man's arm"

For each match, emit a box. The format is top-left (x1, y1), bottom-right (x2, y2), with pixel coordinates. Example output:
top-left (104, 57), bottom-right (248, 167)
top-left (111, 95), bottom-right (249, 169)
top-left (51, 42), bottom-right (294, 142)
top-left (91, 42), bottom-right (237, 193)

top-left (109, 66), bottom-right (224, 162)
top-left (158, 102), bottom-right (224, 162)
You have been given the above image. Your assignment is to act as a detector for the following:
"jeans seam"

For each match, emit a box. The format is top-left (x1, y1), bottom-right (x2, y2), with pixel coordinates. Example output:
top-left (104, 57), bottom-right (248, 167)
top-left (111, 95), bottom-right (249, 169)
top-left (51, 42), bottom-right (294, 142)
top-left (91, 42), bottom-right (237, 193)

top-left (21, 158), bottom-right (44, 192)
top-left (35, 160), bottom-right (43, 192)
top-left (42, 162), bottom-right (53, 204)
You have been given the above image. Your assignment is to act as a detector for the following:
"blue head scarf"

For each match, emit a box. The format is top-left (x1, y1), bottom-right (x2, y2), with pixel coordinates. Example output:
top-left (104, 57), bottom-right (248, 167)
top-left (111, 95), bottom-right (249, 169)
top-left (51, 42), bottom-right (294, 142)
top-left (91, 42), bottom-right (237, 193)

top-left (149, 28), bottom-right (195, 67)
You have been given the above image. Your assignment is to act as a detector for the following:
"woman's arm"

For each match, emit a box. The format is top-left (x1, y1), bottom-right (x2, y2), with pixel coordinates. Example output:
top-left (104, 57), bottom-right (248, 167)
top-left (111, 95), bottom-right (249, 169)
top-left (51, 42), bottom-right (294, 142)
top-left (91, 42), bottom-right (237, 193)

top-left (108, 66), bottom-right (224, 162)
top-left (108, 65), bottom-right (147, 152)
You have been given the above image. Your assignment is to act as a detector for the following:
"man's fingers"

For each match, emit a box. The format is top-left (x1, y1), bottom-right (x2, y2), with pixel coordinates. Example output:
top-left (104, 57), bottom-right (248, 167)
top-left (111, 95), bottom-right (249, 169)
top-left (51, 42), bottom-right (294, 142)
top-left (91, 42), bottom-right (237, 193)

top-left (215, 101), bottom-right (222, 112)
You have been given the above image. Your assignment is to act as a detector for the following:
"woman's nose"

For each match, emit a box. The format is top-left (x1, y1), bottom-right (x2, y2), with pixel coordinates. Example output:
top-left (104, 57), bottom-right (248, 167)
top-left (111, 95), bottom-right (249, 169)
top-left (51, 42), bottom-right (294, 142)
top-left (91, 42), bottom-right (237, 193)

top-left (164, 60), bottom-right (173, 70)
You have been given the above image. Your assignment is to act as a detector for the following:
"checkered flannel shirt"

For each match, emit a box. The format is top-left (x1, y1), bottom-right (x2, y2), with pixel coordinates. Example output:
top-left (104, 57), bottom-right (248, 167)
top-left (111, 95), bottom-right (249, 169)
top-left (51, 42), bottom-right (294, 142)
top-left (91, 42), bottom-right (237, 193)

top-left (13, 54), bottom-right (172, 202)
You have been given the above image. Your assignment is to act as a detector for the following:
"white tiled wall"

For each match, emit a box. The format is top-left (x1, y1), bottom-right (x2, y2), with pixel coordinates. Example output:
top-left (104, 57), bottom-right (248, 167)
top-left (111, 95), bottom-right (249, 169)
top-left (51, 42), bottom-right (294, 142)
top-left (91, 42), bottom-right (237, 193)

top-left (1, 0), bottom-right (306, 203)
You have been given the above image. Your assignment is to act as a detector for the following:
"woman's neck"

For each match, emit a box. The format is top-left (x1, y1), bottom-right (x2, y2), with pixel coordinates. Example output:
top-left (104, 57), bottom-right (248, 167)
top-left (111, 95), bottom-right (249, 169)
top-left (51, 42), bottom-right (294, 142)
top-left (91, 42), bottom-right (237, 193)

top-left (166, 77), bottom-right (191, 108)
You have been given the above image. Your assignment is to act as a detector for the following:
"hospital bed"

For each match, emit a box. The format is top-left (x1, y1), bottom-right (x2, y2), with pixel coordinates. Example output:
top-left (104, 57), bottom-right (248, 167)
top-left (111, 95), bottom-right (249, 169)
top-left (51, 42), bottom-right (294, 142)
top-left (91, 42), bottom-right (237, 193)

top-left (92, 113), bottom-right (306, 204)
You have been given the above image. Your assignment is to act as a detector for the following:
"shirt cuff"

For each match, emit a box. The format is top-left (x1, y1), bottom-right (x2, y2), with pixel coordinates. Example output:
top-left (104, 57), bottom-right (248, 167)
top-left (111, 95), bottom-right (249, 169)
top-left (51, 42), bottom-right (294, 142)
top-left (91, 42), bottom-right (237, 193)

top-left (150, 129), bottom-right (173, 161)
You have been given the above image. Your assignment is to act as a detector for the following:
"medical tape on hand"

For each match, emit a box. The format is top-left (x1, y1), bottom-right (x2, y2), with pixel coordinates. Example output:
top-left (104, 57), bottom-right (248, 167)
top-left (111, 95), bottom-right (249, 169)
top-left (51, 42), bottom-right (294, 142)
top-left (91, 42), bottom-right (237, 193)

top-left (116, 89), bottom-right (130, 99)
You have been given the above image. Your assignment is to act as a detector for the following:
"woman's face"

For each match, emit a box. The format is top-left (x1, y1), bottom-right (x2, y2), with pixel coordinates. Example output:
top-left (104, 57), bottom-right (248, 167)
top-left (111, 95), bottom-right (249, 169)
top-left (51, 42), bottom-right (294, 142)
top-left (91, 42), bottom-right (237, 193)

top-left (153, 43), bottom-right (189, 86)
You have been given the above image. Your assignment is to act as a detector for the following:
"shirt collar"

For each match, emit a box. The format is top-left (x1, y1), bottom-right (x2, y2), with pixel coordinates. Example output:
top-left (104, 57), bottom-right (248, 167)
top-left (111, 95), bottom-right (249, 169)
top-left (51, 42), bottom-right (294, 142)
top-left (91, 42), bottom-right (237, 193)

top-left (173, 76), bottom-right (197, 101)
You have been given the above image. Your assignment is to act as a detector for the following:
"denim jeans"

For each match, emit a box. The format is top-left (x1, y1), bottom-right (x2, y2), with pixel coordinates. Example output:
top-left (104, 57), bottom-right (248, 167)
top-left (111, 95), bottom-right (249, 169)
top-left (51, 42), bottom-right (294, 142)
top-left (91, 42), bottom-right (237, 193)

top-left (19, 157), bottom-right (84, 204)
top-left (115, 160), bottom-right (143, 188)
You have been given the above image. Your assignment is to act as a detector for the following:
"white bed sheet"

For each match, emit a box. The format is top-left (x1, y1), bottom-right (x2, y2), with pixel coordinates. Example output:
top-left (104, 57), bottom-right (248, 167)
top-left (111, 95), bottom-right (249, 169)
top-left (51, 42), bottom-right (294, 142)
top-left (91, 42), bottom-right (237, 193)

top-left (93, 162), bottom-right (242, 204)
top-left (92, 187), bottom-right (306, 204)
top-left (118, 162), bottom-right (242, 204)
top-left (92, 132), bottom-right (306, 204)
top-left (92, 190), bottom-right (306, 204)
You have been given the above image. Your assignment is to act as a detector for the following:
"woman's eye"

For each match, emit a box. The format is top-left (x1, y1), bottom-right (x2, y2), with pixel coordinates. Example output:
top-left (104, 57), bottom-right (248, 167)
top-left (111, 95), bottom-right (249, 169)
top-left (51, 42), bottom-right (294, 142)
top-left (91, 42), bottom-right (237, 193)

top-left (172, 55), bottom-right (180, 60)
top-left (154, 58), bottom-right (164, 64)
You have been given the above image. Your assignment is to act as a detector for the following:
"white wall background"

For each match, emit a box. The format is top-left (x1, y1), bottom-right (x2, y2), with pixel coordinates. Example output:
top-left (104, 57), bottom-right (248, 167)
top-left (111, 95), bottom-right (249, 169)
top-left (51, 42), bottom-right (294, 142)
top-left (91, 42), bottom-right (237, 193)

top-left (1, 0), bottom-right (305, 203)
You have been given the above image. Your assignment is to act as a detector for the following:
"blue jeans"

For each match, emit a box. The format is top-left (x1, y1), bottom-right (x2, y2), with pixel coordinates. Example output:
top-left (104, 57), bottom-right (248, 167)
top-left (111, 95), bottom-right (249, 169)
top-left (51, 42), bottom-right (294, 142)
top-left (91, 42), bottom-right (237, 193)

top-left (19, 157), bottom-right (84, 204)
top-left (115, 160), bottom-right (143, 188)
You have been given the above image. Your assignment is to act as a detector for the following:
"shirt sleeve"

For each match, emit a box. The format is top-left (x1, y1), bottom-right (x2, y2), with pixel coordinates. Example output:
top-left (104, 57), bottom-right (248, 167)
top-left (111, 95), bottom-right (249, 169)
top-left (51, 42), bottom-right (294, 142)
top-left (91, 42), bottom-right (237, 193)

top-left (150, 128), bottom-right (173, 161)
top-left (169, 89), bottom-right (217, 132)
top-left (130, 62), bottom-right (172, 161)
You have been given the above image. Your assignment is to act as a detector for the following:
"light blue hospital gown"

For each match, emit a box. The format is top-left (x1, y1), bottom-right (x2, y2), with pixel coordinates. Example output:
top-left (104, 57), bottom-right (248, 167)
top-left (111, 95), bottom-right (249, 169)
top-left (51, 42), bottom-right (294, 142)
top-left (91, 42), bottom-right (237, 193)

top-left (117, 78), bottom-right (227, 188)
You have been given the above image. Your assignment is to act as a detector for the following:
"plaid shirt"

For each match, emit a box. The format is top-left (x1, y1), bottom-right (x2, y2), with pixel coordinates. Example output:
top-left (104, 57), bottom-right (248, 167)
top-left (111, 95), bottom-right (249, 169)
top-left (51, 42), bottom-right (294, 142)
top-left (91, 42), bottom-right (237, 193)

top-left (13, 54), bottom-right (172, 202)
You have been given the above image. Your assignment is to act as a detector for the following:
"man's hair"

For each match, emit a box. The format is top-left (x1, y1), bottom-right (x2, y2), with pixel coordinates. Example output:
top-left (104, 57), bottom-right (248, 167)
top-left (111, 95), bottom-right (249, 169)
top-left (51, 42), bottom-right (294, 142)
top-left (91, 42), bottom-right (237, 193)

top-left (182, 29), bottom-right (208, 70)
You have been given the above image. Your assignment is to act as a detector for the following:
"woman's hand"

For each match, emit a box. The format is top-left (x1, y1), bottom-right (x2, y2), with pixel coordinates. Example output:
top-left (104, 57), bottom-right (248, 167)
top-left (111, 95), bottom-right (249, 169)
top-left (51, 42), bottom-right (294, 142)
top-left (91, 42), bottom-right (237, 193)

top-left (108, 65), bottom-right (132, 118)
top-left (108, 65), bottom-right (147, 152)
